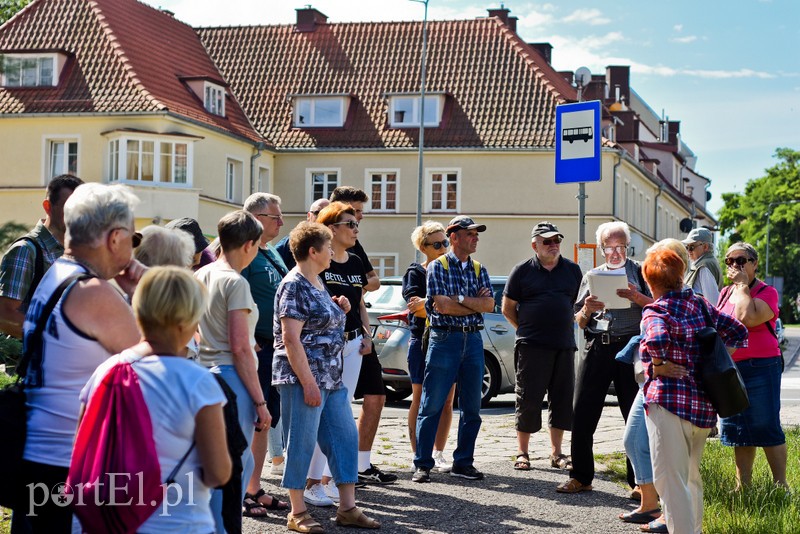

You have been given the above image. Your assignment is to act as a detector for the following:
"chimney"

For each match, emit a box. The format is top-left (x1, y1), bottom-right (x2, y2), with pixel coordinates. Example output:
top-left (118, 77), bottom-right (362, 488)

top-left (160, 8), bottom-right (175, 17)
top-left (529, 42), bottom-right (552, 64)
top-left (487, 6), bottom-right (517, 32)
top-left (296, 6), bottom-right (328, 32)
top-left (605, 66), bottom-right (630, 109)
top-left (668, 121), bottom-right (680, 145)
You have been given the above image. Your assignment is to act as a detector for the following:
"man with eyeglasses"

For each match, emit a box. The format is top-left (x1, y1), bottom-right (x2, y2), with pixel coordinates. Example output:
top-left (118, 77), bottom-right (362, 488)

top-left (682, 227), bottom-right (721, 304)
top-left (412, 216), bottom-right (494, 483)
top-left (275, 198), bottom-right (329, 270)
top-left (502, 222), bottom-right (582, 473)
top-left (557, 221), bottom-right (651, 495)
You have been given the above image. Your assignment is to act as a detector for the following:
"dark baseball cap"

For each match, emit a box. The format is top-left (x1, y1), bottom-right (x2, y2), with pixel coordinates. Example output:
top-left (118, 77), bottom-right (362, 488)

top-left (165, 217), bottom-right (209, 255)
top-left (445, 216), bottom-right (487, 236)
top-left (531, 221), bottom-right (564, 239)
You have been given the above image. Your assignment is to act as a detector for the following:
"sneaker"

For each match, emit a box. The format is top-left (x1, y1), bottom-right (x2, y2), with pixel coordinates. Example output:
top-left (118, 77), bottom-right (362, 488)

top-left (433, 450), bottom-right (452, 473)
top-left (270, 461), bottom-right (284, 475)
top-left (411, 467), bottom-right (431, 483)
top-left (450, 464), bottom-right (484, 480)
top-left (323, 480), bottom-right (339, 502)
top-left (303, 483), bottom-right (334, 507)
top-left (358, 463), bottom-right (398, 485)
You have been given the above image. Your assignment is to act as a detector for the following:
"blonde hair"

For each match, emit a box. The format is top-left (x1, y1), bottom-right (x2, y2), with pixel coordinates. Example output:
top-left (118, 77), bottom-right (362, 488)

top-left (646, 238), bottom-right (689, 275)
top-left (134, 225), bottom-right (195, 268)
top-left (132, 266), bottom-right (207, 336)
top-left (410, 221), bottom-right (446, 251)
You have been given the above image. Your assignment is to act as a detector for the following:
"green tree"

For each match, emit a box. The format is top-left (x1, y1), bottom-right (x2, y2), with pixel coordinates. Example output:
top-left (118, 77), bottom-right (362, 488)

top-left (717, 148), bottom-right (800, 320)
top-left (0, 0), bottom-right (30, 26)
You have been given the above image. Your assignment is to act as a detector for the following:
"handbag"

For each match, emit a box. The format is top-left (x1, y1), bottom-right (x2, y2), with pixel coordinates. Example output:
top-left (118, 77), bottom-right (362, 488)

top-left (0, 273), bottom-right (92, 509)
top-left (696, 298), bottom-right (750, 418)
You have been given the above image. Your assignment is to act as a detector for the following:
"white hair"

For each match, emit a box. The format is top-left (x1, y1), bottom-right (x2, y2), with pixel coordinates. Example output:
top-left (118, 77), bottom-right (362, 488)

top-left (64, 183), bottom-right (139, 247)
top-left (596, 221), bottom-right (631, 248)
top-left (134, 225), bottom-right (195, 268)
top-left (243, 192), bottom-right (281, 214)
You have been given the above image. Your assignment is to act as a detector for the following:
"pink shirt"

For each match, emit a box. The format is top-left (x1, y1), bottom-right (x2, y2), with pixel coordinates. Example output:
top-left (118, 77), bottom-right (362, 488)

top-left (717, 281), bottom-right (780, 361)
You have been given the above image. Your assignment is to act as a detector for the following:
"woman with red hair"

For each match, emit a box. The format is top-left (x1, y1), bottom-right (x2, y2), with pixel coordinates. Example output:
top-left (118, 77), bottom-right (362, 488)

top-left (639, 248), bottom-right (747, 534)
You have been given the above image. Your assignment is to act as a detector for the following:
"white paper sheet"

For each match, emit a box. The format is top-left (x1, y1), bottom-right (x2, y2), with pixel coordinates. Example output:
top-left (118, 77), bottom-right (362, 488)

top-left (587, 269), bottom-right (631, 309)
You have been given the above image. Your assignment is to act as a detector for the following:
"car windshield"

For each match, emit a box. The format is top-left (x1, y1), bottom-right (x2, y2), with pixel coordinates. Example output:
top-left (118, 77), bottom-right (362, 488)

top-left (364, 282), bottom-right (405, 310)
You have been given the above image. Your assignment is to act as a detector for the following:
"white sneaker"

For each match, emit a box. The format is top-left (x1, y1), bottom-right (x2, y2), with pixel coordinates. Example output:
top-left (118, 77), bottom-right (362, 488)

top-left (303, 483), bottom-right (334, 507)
top-left (323, 480), bottom-right (339, 502)
top-left (270, 461), bottom-right (284, 475)
top-left (433, 450), bottom-right (452, 473)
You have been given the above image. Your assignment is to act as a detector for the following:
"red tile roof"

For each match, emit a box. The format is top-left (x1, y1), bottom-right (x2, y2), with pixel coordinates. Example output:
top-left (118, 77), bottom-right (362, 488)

top-left (198, 16), bottom-right (578, 150)
top-left (0, 0), bottom-right (261, 143)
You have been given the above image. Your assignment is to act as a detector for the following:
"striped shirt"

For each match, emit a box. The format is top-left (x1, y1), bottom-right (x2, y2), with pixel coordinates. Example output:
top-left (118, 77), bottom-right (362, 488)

top-left (641, 288), bottom-right (748, 428)
top-left (425, 251), bottom-right (492, 328)
top-left (0, 221), bottom-right (63, 312)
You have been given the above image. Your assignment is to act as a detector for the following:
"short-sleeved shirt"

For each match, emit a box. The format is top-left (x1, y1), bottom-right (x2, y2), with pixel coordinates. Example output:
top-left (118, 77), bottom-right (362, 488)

top-left (272, 270), bottom-right (346, 390)
top-left (425, 251), bottom-right (492, 328)
top-left (194, 261), bottom-right (259, 368)
top-left (347, 239), bottom-right (374, 273)
top-left (0, 221), bottom-right (63, 313)
top-left (241, 244), bottom-right (288, 340)
top-left (575, 259), bottom-right (650, 337)
top-left (717, 280), bottom-right (781, 362)
top-left (322, 253), bottom-right (367, 333)
top-left (504, 255), bottom-right (583, 349)
top-left (81, 352), bottom-right (226, 533)
top-left (402, 262), bottom-right (427, 338)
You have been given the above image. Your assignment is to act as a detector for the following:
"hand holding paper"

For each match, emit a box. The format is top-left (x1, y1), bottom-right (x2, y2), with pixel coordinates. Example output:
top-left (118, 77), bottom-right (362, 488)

top-left (587, 270), bottom-right (631, 309)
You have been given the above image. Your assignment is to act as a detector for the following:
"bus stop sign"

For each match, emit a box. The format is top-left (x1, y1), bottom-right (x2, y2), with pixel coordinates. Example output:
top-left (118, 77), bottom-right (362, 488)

top-left (555, 100), bottom-right (602, 184)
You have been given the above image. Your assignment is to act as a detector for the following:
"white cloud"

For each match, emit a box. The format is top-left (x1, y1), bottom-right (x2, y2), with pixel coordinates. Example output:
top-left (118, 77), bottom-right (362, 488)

top-left (673, 24), bottom-right (683, 32)
top-left (561, 8), bottom-right (610, 25)
top-left (670, 35), bottom-right (698, 44)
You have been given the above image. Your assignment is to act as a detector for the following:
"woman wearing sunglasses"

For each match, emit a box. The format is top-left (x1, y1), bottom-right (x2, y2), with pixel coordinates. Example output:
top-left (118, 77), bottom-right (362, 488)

top-left (402, 222), bottom-right (455, 472)
top-left (716, 242), bottom-right (788, 491)
top-left (301, 201), bottom-right (374, 505)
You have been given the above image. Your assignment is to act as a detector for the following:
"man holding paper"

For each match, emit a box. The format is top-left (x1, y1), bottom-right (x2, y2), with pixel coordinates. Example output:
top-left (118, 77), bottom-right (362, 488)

top-left (557, 221), bottom-right (652, 494)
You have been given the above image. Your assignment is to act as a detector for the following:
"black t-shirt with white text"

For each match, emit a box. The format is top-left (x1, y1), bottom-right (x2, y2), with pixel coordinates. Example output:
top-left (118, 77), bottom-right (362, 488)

top-left (322, 253), bottom-right (367, 332)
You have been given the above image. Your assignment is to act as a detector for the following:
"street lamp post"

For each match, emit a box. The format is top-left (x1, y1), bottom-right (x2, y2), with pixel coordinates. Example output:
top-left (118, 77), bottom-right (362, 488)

top-left (410, 0), bottom-right (429, 262)
top-left (765, 199), bottom-right (800, 279)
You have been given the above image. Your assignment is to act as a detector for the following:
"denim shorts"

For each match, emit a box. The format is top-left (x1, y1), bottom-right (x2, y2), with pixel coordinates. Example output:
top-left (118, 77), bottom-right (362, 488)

top-left (407, 335), bottom-right (426, 384)
top-left (720, 356), bottom-right (785, 447)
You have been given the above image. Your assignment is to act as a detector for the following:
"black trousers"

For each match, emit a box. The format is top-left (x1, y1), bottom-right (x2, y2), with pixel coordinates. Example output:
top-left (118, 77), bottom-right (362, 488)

top-left (569, 336), bottom-right (639, 487)
top-left (11, 460), bottom-right (71, 534)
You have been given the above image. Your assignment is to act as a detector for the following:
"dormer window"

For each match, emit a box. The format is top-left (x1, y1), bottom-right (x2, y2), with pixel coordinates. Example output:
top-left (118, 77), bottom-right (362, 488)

top-left (388, 94), bottom-right (444, 128)
top-left (204, 82), bottom-right (225, 116)
top-left (293, 95), bottom-right (349, 128)
top-left (1, 53), bottom-right (66, 87)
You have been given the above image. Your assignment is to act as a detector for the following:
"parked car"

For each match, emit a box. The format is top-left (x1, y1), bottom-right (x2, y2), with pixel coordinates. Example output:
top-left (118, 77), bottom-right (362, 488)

top-left (775, 318), bottom-right (786, 348)
top-left (365, 276), bottom-right (516, 406)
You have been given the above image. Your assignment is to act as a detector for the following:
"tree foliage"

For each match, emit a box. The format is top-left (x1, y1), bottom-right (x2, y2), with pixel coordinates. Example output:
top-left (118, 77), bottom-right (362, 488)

top-left (717, 148), bottom-right (800, 320)
top-left (0, 0), bottom-right (30, 26)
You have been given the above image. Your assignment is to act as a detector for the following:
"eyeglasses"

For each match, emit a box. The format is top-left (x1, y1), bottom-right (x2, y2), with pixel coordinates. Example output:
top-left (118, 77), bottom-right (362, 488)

top-left (541, 236), bottom-right (562, 246)
top-left (424, 239), bottom-right (450, 250)
top-left (602, 245), bottom-right (627, 255)
top-left (724, 256), bottom-right (754, 267)
top-left (332, 220), bottom-right (359, 229)
top-left (255, 213), bottom-right (283, 221)
top-left (686, 244), bottom-right (702, 252)
top-left (109, 227), bottom-right (141, 247)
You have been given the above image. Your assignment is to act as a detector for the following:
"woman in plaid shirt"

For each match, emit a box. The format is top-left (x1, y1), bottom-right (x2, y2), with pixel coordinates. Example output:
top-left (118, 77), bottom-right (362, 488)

top-left (640, 248), bottom-right (747, 534)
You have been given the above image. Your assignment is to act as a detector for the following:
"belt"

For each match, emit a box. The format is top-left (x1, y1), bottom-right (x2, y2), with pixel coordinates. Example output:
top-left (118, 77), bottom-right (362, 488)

top-left (587, 333), bottom-right (631, 345)
top-left (344, 329), bottom-right (363, 341)
top-left (431, 325), bottom-right (484, 334)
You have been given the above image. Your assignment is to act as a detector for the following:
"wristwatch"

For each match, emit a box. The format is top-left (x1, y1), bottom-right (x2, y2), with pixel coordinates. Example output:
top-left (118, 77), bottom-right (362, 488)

top-left (457, 295), bottom-right (465, 304)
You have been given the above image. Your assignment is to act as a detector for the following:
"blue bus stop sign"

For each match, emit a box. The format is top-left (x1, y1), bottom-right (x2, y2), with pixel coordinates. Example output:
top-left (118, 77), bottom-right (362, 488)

top-left (555, 100), bottom-right (602, 184)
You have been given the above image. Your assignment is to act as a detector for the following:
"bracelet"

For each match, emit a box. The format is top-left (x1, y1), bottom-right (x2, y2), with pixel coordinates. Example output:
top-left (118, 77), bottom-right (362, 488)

top-left (254, 400), bottom-right (267, 407)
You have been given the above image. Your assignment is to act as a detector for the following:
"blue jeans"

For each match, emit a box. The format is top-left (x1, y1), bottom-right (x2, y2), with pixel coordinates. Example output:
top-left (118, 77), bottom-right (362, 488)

top-left (415, 329), bottom-right (483, 470)
top-left (623, 387), bottom-right (653, 484)
top-left (209, 365), bottom-right (256, 534)
top-left (721, 356), bottom-right (785, 447)
top-left (278, 384), bottom-right (358, 489)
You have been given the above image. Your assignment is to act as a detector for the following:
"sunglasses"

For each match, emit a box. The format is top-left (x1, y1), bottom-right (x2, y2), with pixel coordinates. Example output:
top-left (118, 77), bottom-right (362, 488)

top-left (110, 227), bottom-right (141, 247)
top-left (686, 244), bottom-right (705, 252)
top-left (332, 220), bottom-right (359, 229)
top-left (541, 236), bottom-right (562, 246)
top-left (724, 256), bottom-right (753, 267)
top-left (425, 239), bottom-right (450, 250)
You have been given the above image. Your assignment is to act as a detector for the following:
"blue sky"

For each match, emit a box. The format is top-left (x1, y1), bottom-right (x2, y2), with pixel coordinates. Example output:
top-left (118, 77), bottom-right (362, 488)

top-left (144, 0), bottom-right (800, 215)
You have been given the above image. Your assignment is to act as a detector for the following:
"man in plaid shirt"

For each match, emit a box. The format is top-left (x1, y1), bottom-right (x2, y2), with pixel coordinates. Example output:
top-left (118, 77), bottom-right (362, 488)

top-left (412, 216), bottom-right (494, 483)
top-left (0, 174), bottom-right (82, 338)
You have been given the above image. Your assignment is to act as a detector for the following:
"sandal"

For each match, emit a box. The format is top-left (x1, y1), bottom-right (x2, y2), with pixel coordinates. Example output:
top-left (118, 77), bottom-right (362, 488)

top-left (513, 452), bottom-right (531, 470)
top-left (639, 519), bottom-right (668, 533)
top-left (549, 453), bottom-right (572, 470)
top-left (287, 510), bottom-right (324, 533)
top-left (556, 478), bottom-right (592, 494)
top-left (335, 506), bottom-right (381, 529)
top-left (619, 508), bottom-right (662, 524)
top-left (245, 488), bottom-right (289, 511)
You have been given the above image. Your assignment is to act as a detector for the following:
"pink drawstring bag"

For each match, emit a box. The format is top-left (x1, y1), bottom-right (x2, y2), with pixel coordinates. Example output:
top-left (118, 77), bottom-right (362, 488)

top-left (67, 359), bottom-right (162, 534)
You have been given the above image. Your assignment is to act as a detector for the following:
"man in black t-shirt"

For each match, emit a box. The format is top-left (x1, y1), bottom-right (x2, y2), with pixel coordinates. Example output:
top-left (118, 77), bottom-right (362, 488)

top-left (502, 222), bottom-right (582, 473)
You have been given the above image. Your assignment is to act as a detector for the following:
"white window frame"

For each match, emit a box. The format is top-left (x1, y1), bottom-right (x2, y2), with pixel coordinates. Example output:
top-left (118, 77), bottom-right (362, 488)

top-left (256, 165), bottom-right (272, 193)
top-left (106, 133), bottom-right (194, 187)
top-left (425, 168), bottom-right (461, 213)
top-left (42, 135), bottom-right (80, 182)
top-left (225, 156), bottom-right (244, 203)
top-left (203, 82), bottom-right (225, 116)
top-left (364, 169), bottom-right (399, 213)
top-left (293, 96), bottom-right (349, 128)
top-left (388, 94), bottom-right (444, 128)
top-left (305, 168), bottom-right (341, 207)
top-left (369, 253), bottom-right (399, 278)
top-left (1, 53), bottom-right (62, 87)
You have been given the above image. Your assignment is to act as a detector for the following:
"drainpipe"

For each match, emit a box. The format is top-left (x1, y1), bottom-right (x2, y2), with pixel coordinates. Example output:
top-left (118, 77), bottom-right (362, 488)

top-left (249, 142), bottom-right (266, 195)
top-left (612, 148), bottom-right (624, 218)
top-left (653, 182), bottom-right (664, 240)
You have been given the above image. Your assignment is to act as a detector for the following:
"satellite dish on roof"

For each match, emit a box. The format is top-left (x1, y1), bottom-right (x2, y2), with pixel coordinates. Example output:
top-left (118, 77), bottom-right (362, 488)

top-left (679, 218), bottom-right (694, 233)
top-left (575, 67), bottom-right (592, 88)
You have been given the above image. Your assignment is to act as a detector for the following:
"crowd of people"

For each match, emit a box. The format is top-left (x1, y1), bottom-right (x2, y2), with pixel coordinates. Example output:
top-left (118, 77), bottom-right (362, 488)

top-left (0, 176), bottom-right (790, 534)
